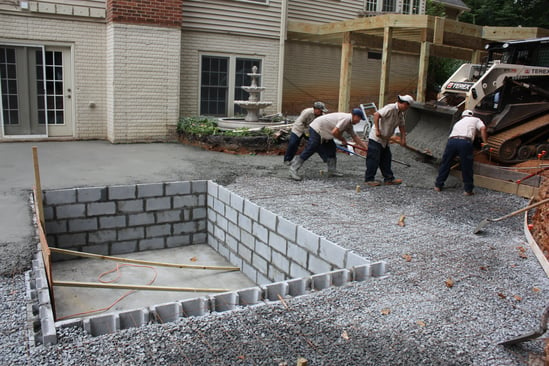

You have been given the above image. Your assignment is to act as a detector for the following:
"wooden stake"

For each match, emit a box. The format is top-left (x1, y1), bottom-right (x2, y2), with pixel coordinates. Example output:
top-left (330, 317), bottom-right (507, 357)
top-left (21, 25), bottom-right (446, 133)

top-left (32, 146), bottom-right (45, 229)
top-left (50, 247), bottom-right (240, 271)
top-left (53, 280), bottom-right (229, 293)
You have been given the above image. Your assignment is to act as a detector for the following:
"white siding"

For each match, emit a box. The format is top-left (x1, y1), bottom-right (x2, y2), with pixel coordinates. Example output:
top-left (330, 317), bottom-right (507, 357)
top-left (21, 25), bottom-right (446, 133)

top-left (288, 0), bottom-right (365, 23)
top-left (180, 30), bottom-right (281, 118)
top-left (182, 0), bottom-right (283, 39)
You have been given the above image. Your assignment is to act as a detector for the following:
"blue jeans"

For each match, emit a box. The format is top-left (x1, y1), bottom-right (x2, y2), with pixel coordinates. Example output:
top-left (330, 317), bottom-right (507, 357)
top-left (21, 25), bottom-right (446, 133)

top-left (435, 138), bottom-right (474, 193)
top-left (299, 128), bottom-right (332, 163)
top-left (284, 132), bottom-right (303, 162)
top-left (365, 139), bottom-right (394, 182)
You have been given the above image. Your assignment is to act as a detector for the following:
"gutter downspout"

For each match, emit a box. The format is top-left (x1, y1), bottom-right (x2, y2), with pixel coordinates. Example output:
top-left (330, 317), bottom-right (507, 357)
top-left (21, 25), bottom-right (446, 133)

top-left (277, 0), bottom-right (288, 114)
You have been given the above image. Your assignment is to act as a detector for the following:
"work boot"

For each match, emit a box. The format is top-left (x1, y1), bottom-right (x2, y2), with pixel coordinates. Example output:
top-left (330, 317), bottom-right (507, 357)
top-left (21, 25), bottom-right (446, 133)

top-left (289, 157), bottom-right (304, 181)
top-left (326, 158), bottom-right (344, 177)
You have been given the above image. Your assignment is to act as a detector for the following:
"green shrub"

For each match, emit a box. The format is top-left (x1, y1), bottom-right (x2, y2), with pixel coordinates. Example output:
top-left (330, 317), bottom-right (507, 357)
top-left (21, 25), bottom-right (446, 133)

top-left (177, 116), bottom-right (278, 139)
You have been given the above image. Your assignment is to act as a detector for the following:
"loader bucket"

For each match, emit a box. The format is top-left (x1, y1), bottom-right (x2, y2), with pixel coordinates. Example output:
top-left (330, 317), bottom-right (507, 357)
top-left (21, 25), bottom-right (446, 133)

top-left (405, 103), bottom-right (459, 161)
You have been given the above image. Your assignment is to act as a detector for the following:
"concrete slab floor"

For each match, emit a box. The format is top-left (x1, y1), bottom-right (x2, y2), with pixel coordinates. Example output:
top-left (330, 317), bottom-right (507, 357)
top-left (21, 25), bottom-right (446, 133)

top-left (52, 244), bottom-right (256, 321)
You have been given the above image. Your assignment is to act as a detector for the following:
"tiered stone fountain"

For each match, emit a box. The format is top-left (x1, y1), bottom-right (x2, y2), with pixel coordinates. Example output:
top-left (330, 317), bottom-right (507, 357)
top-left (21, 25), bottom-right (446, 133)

top-left (217, 66), bottom-right (286, 129)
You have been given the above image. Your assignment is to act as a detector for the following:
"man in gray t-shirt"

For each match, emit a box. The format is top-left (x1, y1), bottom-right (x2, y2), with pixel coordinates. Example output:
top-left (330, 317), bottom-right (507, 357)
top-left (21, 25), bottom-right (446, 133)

top-left (289, 108), bottom-right (368, 181)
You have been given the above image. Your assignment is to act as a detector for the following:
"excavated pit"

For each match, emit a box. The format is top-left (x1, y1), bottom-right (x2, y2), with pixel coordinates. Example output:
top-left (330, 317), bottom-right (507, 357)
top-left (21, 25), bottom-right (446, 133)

top-left (27, 180), bottom-right (385, 344)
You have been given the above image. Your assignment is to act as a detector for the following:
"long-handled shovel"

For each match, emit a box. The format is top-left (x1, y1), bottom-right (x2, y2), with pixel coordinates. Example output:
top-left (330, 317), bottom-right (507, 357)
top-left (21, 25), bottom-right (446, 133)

top-left (345, 143), bottom-right (411, 167)
top-left (499, 303), bottom-right (549, 346)
top-left (473, 197), bottom-right (549, 234)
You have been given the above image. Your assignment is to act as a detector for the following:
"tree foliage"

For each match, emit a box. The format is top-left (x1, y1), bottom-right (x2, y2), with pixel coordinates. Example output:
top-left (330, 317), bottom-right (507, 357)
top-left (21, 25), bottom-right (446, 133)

top-left (459, 0), bottom-right (549, 28)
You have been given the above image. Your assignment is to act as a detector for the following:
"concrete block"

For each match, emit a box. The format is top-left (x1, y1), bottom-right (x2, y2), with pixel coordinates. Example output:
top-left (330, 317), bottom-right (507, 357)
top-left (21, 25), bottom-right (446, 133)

top-left (37, 289), bottom-right (50, 305)
top-left (237, 287), bottom-right (262, 306)
top-left (243, 200), bottom-right (259, 221)
top-left (43, 206), bottom-right (54, 220)
top-left (277, 217), bottom-right (297, 241)
top-left (38, 2), bottom-right (55, 13)
top-left (297, 227), bottom-right (320, 254)
top-left (311, 273), bottom-right (331, 290)
top-left (257, 272), bottom-right (271, 286)
top-left (166, 234), bottom-right (191, 248)
top-left (241, 262), bottom-right (257, 284)
top-left (55, 4), bottom-right (72, 15)
top-left (73, 5), bottom-right (89, 17)
top-left (238, 213), bottom-right (252, 233)
top-left (217, 185), bottom-right (231, 204)
top-left (319, 239), bottom-right (347, 268)
top-left (87, 201), bottom-right (116, 216)
top-left (352, 264), bottom-right (372, 281)
top-left (181, 297), bottom-right (210, 317)
top-left (371, 261), bottom-right (387, 277)
top-left (145, 197), bottom-right (171, 211)
top-left (56, 204), bottom-right (86, 219)
top-left (191, 180), bottom-right (208, 194)
top-left (252, 252), bottom-right (268, 274)
top-left (225, 206), bottom-right (238, 224)
top-left (254, 240), bottom-right (271, 261)
top-left (287, 242), bottom-right (307, 268)
top-left (119, 308), bottom-right (149, 330)
top-left (117, 199), bottom-right (144, 213)
top-left (137, 183), bottom-right (163, 198)
top-left (110, 240), bottom-right (138, 255)
top-left (212, 197), bottom-right (225, 216)
top-left (229, 251), bottom-right (243, 269)
top-left (165, 181), bottom-right (191, 195)
top-left (290, 262), bottom-right (311, 279)
top-left (152, 302), bottom-right (182, 323)
top-left (211, 292), bottom-right (238, 312)
top-left (56, 233), bottom-right (86, 248)
top-left (192, 207), bottom-right (207, 220)
top-left (252, 222), bottom-right (268, 243)
top-left (108, 185), bottom-right (136, 200)
top-left (82, 244), bottom-right (109, 256)
top-left (240, 231), bottom-right (254, 250)
top-left (269, 266), bottom-right (286, 283)
top-left (99, 215), bottom-right (127, 229)
top-left (89, 7), bottom-right (105, 17)
top-left (139, 238), bottom-right (165, 251)
top-left (268, 232), bottom-right (287, 254)
top-left (207, 181), bottom-right (218, 197)
top-left (87, 314), bottom-right (119, 336)
top-left (346, 251), bottom-right (368, 268)
top-left (44, 189), bottom-right (76, 205)
top-left (88, 229), bottom-right (117, 244)
top-left (263, 281), bottom-right (288, 301)
top-left (118, 227), bottom-right (145, 241)
top-left (216, 215), bottom-right (228, 232)
top-left (230, 192), bottom-right (244, 212)
top-left (213, 224), bottom-right (225, 242)
top-left (40, 316), bottom-right (57, 345)
top-left (173, 195), bottom-right (197, 208)
top-left (259, 208), bottom-right (277, 231)
top-left (330, 269), bottom-right (352, 287)
top-left (45, 220), bottom-right (67, 234)
top-left (272, 250), bottom-right (290, 275)
top-left (173, 221), bottom-right (196, 235)
top-left (77, 187), bottom-right (106, 203)
top-left (237, 243), bottom-right (252, 263)
top-left (68, 218), bottom-right (98, 232)
top-left (226, 234), bottom-right (238, 253)
top-left (55, 318), bottom-right (83, 330)
top-left (146, 224), bottom-right (171, 238)
top-left (156, 209), bottom-right (182, 223)
top-left (287, 277), bottom-right (311, 297)
top-left (227, 221), bottom-right (240, 241)
top-left (128, 212), bottom-right (155, 226)
top-left (308, 254), bottom-right (332, 274)
top-left (193, 232), bottom-right (207, 244)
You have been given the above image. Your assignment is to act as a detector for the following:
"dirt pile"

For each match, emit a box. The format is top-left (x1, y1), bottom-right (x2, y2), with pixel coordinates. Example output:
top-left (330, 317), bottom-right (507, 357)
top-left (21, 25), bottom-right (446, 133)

top-left (532, 177), bottom-right (549, 257)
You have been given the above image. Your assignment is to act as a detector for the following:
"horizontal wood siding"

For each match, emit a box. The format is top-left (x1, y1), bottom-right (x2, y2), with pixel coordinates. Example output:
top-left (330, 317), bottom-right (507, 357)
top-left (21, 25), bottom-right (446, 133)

top-left (288, 0), bottom-right (365, 23)
top-left (182, 0), bottom-right (282, 39)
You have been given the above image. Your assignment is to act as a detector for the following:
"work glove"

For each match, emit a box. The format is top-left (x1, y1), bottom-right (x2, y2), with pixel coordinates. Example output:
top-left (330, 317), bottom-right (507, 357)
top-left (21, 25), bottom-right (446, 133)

top-left (481, 143), bottom-right (491, 152)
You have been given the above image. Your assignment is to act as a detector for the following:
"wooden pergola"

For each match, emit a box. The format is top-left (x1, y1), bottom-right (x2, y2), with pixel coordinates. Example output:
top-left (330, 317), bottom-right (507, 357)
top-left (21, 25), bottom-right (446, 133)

top-left (287, 14), bottom-right (549, 109)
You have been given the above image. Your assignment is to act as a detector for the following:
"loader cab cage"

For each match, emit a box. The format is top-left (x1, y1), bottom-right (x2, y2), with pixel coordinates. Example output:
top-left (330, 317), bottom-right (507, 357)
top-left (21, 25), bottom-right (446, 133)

top-left (484, 37), bottom-right (549, 67)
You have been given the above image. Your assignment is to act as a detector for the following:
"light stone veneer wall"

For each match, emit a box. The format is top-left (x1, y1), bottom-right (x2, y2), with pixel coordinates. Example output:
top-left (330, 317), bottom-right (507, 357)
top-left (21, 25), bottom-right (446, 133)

top-left (0, 14), bottom-right (107, 139)
top-left (107, 23), bottom-right (181, 142)
top-left (179, 30), bottom-right (280, 118)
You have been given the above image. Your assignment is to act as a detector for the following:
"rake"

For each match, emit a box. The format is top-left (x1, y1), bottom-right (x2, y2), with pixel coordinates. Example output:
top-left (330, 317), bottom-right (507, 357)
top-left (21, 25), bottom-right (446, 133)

top-left (473, 197), bottom-right (549, 234)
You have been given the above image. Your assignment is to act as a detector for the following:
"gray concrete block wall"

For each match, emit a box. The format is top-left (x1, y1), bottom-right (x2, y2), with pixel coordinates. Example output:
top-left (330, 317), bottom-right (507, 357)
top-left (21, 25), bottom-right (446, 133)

top-left (43, 181), bottom-right (208, 261)
top-left (206, 181), bottom-right (369, 284)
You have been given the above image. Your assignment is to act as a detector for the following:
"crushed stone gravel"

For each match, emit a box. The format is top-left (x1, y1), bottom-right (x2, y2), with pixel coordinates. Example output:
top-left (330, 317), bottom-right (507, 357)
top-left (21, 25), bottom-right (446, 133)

top-left (1, 144), bottom-right (548, 365)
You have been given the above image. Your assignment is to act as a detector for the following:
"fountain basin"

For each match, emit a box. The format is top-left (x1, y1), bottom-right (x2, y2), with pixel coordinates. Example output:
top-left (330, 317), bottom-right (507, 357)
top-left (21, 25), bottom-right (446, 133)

top-left (217, 116), bottom-right (287, 130)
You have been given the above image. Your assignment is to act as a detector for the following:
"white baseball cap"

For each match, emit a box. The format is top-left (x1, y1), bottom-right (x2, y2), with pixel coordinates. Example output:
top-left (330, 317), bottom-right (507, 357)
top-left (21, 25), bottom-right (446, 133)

top-left (397, 95), bottom-right (414, 104)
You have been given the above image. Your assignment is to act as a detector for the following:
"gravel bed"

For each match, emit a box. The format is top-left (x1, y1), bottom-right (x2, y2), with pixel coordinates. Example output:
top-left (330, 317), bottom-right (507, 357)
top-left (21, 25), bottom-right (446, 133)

top-left (1, 145), bottom-right (548, 365)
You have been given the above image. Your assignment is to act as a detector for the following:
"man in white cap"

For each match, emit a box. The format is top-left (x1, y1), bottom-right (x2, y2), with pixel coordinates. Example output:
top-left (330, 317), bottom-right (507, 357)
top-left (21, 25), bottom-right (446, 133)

top-left (434, 109), bottom-right (488, 196)
top-left (365, 95), bottom-right (414, 186)
top-left (284, 101), bottom-right (328, 165)
top-left (289, 108), bottom-right (368, 181)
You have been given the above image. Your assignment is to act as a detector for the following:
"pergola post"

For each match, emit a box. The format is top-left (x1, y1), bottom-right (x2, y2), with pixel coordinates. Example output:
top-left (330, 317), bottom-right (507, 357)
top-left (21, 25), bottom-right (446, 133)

top-left (338, 31), bottom-right (353, 112)
top-left (379, 26), bottom-right (393, 107)
top-left (417, 41), bottom-right (430, 103)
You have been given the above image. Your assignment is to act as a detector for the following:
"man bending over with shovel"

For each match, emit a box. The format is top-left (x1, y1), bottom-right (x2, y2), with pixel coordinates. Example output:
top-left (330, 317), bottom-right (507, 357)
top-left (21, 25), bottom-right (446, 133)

top-left (289, 108), bottom-right (368, 181)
